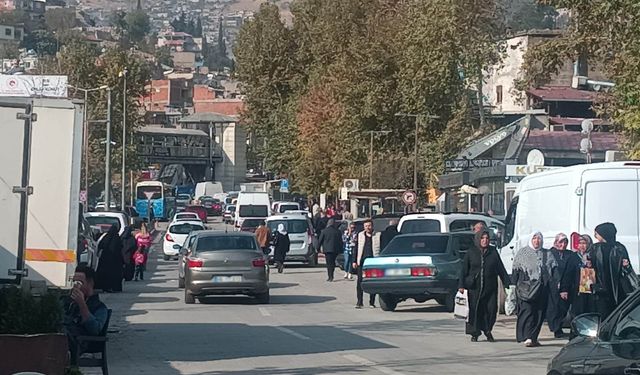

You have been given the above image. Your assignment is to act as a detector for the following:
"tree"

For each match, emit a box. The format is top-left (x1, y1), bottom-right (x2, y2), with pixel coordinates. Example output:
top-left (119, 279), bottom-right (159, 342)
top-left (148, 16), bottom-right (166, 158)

top-left (517, 0), bottom-right (639, 156)
top-left (22, 29), bottom-right (58, 56)
top-left (125, 10), bottom-right (150, 43)
top-left (170, 12), bottom-right (187, 33)
top-left (154, 45), bottom-right (173, 67)
top-left (499, 0), bottom-right (558, 32)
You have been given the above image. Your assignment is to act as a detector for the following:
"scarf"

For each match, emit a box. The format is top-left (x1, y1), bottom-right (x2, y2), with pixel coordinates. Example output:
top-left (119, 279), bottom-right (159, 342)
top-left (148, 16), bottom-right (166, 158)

top-left (513, 232), bottom-right (557, 281)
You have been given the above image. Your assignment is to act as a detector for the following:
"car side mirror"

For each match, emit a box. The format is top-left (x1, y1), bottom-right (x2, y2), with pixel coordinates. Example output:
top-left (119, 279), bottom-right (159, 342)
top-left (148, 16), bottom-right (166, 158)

top-left (571, 313), bottom-right (600, 338)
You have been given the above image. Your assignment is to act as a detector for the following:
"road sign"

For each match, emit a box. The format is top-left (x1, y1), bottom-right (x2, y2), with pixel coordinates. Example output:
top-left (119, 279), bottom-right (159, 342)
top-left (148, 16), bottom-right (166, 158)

top-left (79, 190), bottom-right (87, 203)
top-left (280, 179), bottom-right (289, 193)
top-left (144, 191), bottom-right (155, 200)
top-left (402, 190), bottom-right (417, 205)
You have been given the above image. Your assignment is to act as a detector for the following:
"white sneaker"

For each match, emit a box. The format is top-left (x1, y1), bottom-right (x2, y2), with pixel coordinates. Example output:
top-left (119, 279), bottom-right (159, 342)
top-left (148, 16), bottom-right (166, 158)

top-left (347, 273), bottom-right (353, 280)
top-left (344, 273), bottom-right (349, 279)
top-left (524, 339), bottom-right (533, 347)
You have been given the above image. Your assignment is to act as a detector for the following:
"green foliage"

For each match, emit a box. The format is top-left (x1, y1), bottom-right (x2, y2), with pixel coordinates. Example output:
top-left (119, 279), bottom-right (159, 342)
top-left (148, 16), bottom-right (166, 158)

top-left (125, 11), bottom-right (151, 43)
top-left (236, 0), bottom-right (504, 195)
top-left (519, 0), bottom-right (637, 156)
top-left (154, 45), bottom-right (173, 67)
top-left (0, 287), bottom-right (63, 334)
top-left (23, 29), bottom-right (58, 56)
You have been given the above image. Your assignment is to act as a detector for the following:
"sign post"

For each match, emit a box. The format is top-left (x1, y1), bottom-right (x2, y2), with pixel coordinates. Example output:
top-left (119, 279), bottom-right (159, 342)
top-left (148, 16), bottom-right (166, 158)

top-left (280, 179), bottom-right (289, 194)
top-left (402, 190), bottom-right (417, 206)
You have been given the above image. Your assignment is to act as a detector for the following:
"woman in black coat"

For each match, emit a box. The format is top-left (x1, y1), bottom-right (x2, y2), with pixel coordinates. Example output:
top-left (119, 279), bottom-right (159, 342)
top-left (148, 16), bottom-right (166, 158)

top-left (273, 223), bottom-right (290, 274)
top-left (121, 226), bottom-right (138, 281)
top-left (96, 225), bottom-right (125, 292)
top-left (459, 230), bottom-right (511, 342)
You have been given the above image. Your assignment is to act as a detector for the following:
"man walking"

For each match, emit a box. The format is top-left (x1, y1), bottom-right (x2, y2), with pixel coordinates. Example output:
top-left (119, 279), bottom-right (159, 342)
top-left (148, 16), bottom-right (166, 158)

top-left (354, 219), bottom-right (381, 308)
top-left (318, 219), bottom-right (343, 282)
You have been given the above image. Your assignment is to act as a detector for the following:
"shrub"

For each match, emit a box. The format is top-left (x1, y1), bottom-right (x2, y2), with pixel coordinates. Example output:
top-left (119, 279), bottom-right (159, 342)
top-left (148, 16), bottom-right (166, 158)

top-left (0, 286), bottom-right (63, 334)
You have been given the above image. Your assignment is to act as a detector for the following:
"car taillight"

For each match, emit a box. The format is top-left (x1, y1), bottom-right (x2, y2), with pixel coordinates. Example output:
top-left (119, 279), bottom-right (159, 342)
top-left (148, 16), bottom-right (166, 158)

top-left (187, 258), bottom-right (204, 268)
top-left (570, 232), bottom-right (581, 250)
top-left (252, 258), bottom-right (266, 267)
top-left (165, 233), bottom-right (173, 242)
top-left (363, 269), bottom-right (384, 278)
top-left (82, 239), bottom-right (88, 251)
top-left (411, 267), bottom-right (436, 277)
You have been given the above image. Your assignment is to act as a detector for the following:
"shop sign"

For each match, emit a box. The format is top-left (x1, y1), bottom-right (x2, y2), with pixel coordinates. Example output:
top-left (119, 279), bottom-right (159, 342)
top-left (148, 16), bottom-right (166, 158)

top-left (445, 159), bottom-right (502, 172)
top-left (506, 165), bottom-right (559, 177)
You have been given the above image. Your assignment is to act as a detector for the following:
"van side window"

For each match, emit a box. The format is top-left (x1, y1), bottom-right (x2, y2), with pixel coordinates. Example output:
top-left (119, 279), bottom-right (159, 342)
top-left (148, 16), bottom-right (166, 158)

top-left (450, 220), bottom-right (477, 232)
top-left (503, 197), bottom-right (518, 245)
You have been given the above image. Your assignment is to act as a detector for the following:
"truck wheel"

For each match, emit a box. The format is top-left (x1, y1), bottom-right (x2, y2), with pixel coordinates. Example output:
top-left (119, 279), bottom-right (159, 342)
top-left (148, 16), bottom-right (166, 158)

top-left (178, 277), bottom-right (185, 288)
top-left (498, 278), bottom-right (506, 314)
top-left (185, 290), bottom-right (196, 304)
top-left (379, 295), bottom-right (398, 312)
top-left (256, 290), bottom-right (270, 304)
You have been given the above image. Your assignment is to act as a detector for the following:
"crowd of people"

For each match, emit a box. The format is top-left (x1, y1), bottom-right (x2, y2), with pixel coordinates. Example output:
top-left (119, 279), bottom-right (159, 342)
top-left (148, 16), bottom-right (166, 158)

top-left (459, 221), bottom-right (639, 347)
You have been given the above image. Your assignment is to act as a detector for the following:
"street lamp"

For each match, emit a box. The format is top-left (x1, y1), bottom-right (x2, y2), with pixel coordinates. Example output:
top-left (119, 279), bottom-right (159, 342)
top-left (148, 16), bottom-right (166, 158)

top-left (67, 84), bottom-right (109, 211)
top-left (105, 87), bottom-right (113, 211)
top-left (367, 130), bottom-right (391, 189)
top-left (119, 68), bottom-right (128, 211)
top-left (395, 113), bottom-right (439, 193)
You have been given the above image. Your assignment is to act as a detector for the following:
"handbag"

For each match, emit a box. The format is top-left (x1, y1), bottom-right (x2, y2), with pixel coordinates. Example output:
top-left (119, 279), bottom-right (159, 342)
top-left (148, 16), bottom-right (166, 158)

top-left (516, 278), bottom-right (542, 302)
top-left (454, 290), bottom-right (469, 321)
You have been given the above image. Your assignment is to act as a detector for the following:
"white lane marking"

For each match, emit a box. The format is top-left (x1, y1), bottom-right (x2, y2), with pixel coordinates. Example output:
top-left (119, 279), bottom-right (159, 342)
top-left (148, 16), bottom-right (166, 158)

top-left (258, 307), bottom-right (271, 317)
top-left (275, 326), bottom-right (311, 340)
top-left (342, 354), bottom-right (405, 375)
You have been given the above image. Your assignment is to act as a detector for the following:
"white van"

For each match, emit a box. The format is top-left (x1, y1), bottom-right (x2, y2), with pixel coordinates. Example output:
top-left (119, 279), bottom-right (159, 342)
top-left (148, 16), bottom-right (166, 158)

top-left (398, 212), bottom-right (504, 238)
top-left (195, 182), bottom-right (223, 199)
top-left (235, 192), bottom-right (271, 228)
top-left (266, 214), bottom-right (317, 265)
top-left (500, 162), bottom-right (640, 274)
top-left (272, 201), bottom-right (301, 214)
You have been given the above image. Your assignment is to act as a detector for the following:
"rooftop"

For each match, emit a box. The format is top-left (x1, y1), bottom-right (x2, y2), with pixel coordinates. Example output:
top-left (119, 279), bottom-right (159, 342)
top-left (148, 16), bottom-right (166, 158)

top-left (527, 86), bottom-right (599, 102)
top-left (179, 112), bottom-right (237, 124)
top-left (137, 125), bottom-right (208, 137)
top-left (524, 130), bottom-right (620, 152)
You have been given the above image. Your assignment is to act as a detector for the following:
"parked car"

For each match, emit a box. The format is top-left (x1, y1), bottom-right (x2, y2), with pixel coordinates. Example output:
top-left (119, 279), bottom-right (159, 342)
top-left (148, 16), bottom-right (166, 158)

top-left (163, 221), bottom-right (206, 261)
top-left (223, 205), bottom-right (236, 224)
top-left (239, 218), bottom-right (264, 233)
top-left (360, 232), bottom-right (475, 312)
top-left (272, 201), bottom-right (301, 215)
top-left (200, 196), bottom-right (223, 216)
top-left (183, 231), bottom-right (270, 304)
top-left (548, 289), bottom-right (640, 375)
top-left (175, 194), bottom-right (193, 211)
top-left (177, 231), bottom-right (201, 288)
top-left (77, 213), bottom-right (99, 270)
top-left (184, 205), bottom-right (208, 223)
top-left (84, 212), bottom-right (130, 236)
top-left (266, 214), bottom-right (317, 266)
top-left (171, 212), bottom-right (202, 224)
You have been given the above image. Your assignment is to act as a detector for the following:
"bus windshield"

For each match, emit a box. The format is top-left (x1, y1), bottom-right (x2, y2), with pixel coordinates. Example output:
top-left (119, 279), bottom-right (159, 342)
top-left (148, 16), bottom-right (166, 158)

top-left (137, 185), bottom-right (162, 200)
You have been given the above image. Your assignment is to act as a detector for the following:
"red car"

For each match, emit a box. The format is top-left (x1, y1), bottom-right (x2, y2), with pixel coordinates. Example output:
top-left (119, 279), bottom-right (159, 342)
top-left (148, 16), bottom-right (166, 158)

top-left (184, 206), bottom-right (208, 223)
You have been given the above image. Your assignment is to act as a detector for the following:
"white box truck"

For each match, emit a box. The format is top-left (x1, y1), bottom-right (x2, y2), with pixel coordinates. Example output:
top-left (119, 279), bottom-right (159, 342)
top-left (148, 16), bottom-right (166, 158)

top-left (0, 98), bottom-right (83, 288)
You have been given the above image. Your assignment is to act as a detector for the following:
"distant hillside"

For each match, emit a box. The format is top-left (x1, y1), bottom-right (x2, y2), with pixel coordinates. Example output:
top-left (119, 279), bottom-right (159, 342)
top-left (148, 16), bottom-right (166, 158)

top-left (227, 0), bottom-right (292, 21)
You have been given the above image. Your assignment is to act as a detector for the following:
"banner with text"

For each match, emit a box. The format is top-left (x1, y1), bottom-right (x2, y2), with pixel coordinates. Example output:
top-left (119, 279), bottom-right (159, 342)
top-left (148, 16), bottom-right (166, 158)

top-left (0, 75), bottom-right (68, 98)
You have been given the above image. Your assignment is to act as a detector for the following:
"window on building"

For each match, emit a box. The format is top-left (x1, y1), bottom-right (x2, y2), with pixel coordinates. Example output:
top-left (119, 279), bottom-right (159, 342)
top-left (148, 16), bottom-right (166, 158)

top-left (496, 85), bottom-right (503, 104)
top-left (5, 28), bottom-right (12, 37)
top-left (15, 29), bottom-right (21, 39)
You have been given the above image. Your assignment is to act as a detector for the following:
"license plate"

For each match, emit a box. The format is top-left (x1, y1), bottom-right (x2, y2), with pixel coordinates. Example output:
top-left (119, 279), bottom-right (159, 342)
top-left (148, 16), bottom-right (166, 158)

top-left (212, 276), bottom-right (242, 282)
top-left (385, 268), bottom-right (411, 276)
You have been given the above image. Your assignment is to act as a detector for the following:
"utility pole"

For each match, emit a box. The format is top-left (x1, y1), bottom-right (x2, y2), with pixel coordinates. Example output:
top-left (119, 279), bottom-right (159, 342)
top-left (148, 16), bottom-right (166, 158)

top-left (367, 130), bottom-right (391, 189)
top-left (395, 113), bottom-right (439, 193)
top-left (105, 88), bottom-right (112, 210)
top-left (120, 68), bottom-right (128, 211)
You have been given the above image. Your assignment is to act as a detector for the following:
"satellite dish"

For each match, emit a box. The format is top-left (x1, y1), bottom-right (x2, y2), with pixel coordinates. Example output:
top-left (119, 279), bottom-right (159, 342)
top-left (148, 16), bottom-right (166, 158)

top-left (526, 149), bottom-right (545, 166)
top-left (580, 138), bottom-right (593, 153)
top-left (581, 119), bottom-right (594, 134)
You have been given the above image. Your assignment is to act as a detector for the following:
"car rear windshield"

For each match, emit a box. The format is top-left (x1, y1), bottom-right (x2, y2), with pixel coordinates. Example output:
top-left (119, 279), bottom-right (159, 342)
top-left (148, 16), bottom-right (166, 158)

top-left (400, 219), bottom-right (441, 234)
top-left (177, 194), bottom-right (191, 200)
top-left (196, 236), bottom-right (257, 252)
top-left (86, 216), bottom-right (120, 231)
top-left (278, 204), bottom-right (299, 213)
top-left (176, 213), bottom-right (197, 219)
top-left (227, 206), bottom-right (236, 212)
top-left (242, 219), bottom-right (263, 228)
top-left (267, 220), bottom-right (308, 234)
top-left (239, 205), bottom-right (268, 217)
top-left (382, 235), bottom-right (449, 255)
top-left (169, 223), bottom-right (205, 234)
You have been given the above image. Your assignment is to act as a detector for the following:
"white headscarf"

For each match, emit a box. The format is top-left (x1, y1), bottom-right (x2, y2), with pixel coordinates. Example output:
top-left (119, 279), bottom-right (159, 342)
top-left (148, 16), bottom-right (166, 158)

top-left (514, 231), bottom-right (556, 282)
top-left (277, 223), bottom-right (287, 235)
top-left (529, 231), bottom-right (544, 250)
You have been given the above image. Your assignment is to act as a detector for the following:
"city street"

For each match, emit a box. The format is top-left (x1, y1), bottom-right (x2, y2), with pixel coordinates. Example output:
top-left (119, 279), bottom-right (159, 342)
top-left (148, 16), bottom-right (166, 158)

top-left (96, 218), bottom-right (561, 375)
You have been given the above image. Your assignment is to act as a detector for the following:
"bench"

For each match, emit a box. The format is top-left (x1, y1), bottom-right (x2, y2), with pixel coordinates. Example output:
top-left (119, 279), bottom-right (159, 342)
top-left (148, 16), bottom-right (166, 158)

top-left (74, 309), bottom-right (112, 375)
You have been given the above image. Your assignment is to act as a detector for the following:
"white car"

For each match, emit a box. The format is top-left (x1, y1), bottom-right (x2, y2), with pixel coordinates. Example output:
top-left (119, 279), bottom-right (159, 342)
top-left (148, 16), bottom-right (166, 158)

top-left (266, 214), bottom-right (317, 266)
top-left (85, 212), bottom-right (129, 236)
top-left (171, 212), bottom-right (202, 224)
top-left (163, 221), bottom-right (206, 260)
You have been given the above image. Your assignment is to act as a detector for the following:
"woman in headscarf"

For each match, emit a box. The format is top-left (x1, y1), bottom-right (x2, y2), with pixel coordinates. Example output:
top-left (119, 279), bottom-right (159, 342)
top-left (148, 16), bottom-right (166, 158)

top-left (121, 226), bottom-right (138, 282)
top-left (272, 223), bottom-right (290, 274)
top-left (589, 222), bottom-right (638, 319)
top-left (547, 233), bottom-right (581, 338)
top-left (95, 225), bottom-right (125, 292)
top-left (513, 232), bottom-right (557, 347)
top-left (459, 230), bottom-right (511, 342)
top-left (571, 234), bottom-right (594, 317)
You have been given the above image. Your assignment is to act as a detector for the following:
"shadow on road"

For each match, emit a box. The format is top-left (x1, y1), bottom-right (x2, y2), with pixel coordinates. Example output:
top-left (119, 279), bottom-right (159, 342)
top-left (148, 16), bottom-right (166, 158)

top-left (200, 364), bottom-right (369, 375)
top-left (197, 294), bottom-right (336, 305)
top-left (269, 282), bottom-right (299, 289)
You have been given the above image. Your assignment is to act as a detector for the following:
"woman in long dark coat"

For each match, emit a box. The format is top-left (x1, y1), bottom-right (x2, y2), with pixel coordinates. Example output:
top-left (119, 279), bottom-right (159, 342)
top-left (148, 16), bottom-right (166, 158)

top-left (589, 222), bottom-right (639, 319)
top-left (459, 230), bottom-right (510, 342)
top-left (548, 233), bottom-right (581, 338)
top-left (96, 225), bottom-right (125, 292)
top-left (273, 223), bottom-right (290, 274)
top-left (121, 226), bottom-right (137, 282)
top-left (514, 232), bottom-right (557, 347)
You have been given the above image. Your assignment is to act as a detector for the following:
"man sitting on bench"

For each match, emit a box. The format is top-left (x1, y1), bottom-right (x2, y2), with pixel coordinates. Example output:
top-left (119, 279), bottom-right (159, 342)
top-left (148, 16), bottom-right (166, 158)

top-left (63, 264), bottom-right (109, 365)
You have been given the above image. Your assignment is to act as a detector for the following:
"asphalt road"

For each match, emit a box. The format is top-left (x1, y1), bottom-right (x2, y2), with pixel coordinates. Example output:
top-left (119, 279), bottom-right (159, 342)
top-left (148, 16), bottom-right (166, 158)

top-left (94, 218), bottom-right (562, 375)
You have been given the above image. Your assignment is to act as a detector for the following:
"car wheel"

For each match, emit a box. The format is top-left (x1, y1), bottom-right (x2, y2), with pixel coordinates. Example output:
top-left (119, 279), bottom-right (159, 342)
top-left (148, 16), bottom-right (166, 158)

top-left (178, 277), bottom-right (185, 288)
top-left (379, 294), bottom-right (398, 312)
top-left (256, 290), bottom-right (270, 304)
top-left (163, 255), bottom-right (170, 261)
top-left (185, 289), bottom-right (196, 304)
top-left (437, 292), bottom-right (456, 312)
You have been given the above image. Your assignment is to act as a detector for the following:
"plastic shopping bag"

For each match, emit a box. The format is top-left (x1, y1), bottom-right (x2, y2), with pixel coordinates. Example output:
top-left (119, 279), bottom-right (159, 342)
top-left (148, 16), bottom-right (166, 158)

top-left (454, 290), bottom-right (469, 321)
top-left (505, 285), bottom-right (517, 316)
